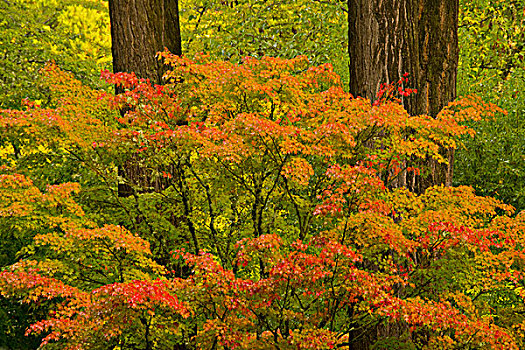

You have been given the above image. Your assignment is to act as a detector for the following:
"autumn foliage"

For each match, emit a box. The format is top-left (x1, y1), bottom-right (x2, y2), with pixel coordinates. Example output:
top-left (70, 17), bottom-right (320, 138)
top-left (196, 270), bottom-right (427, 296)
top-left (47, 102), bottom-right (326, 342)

top-left (0, 54), bottom-right (524, 349)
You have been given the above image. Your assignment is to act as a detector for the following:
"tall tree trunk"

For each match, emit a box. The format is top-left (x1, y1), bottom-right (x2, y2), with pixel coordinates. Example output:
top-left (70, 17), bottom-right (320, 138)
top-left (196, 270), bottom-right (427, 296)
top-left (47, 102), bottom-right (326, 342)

top-left (348, 0), bottom-right (459, 192)
top-left (108, 0), bottom-right (182, 197)
top-left (108, 1), bottom-right (189, 298)
top-left (346, 1), bottom-right (458, 348)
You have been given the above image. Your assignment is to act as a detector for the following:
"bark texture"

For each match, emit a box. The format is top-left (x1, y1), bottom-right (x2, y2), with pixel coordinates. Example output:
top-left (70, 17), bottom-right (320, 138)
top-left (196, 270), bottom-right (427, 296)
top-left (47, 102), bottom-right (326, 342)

top-left (348, 0), bottom-right (459, 192)
top-left (109, 0), bottom-right (182, 85)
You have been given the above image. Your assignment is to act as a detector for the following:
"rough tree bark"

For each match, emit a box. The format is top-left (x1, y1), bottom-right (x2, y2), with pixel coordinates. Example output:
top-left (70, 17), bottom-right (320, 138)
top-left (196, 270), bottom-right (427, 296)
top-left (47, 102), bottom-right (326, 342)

top-left (348, 0), bottom-right (459, 193)
top-left (108, 0), bottom-right (182, 197)
top-left (109, 0), bottom-right (182, 85)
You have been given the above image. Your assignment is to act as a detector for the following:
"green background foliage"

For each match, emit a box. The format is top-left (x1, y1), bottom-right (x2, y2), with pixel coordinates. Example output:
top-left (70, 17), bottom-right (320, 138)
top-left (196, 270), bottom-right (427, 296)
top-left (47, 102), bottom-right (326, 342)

top-left (180, 0), bottom-right (349, 84)
top-left (0, 0), bottom-right (111, 109)
top-left (454, 0), bottom-right (525, 210)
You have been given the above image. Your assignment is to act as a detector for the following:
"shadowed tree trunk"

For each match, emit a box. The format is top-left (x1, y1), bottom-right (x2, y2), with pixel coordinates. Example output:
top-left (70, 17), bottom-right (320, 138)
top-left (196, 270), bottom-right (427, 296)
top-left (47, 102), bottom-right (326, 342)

top-left (108, 0), bottom-right (182, 197)
top-left (348, 0), bottom-right (459, 193)
top-left (108, 3), bottom-right (196, 345)
top-left (347, 1), bottom-right (458, 348)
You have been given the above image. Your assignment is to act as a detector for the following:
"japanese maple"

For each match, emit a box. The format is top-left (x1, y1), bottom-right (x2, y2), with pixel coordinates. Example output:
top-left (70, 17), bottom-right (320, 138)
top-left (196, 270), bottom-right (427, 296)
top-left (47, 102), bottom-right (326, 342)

top-left (0, 54), bottom-right (523, 349)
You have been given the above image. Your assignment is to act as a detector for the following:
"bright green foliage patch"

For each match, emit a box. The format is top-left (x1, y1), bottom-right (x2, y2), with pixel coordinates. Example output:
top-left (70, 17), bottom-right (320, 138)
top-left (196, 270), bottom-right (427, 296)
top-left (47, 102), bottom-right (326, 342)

top-left (180, 0), bottom-right (349, 85)
top-left (0, 0), bottom-right (111, 109)
top-left (455, 0), bottom-right (525, 210)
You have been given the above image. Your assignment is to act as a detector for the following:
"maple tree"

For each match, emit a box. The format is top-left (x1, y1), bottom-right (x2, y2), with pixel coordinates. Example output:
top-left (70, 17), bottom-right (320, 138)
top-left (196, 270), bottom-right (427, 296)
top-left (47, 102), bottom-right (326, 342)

top-left (0, 54), bottom-right (524, 349)
top-left (1, 0), bottom-right (522, 212)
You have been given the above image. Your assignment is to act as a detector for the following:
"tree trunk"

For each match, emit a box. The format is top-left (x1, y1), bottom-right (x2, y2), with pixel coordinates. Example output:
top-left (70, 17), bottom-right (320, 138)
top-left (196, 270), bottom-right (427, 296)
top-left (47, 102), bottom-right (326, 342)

top-left (348, 0), bottom-right (459, 192)
top-left (108, 0), bottom-right (182, 197)
top-left (347, 1), bottom-right (458, 348)
top-left (108, 1), bottom-right (188, 297)
top-left (109, 0), bottom-right (182, 84)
